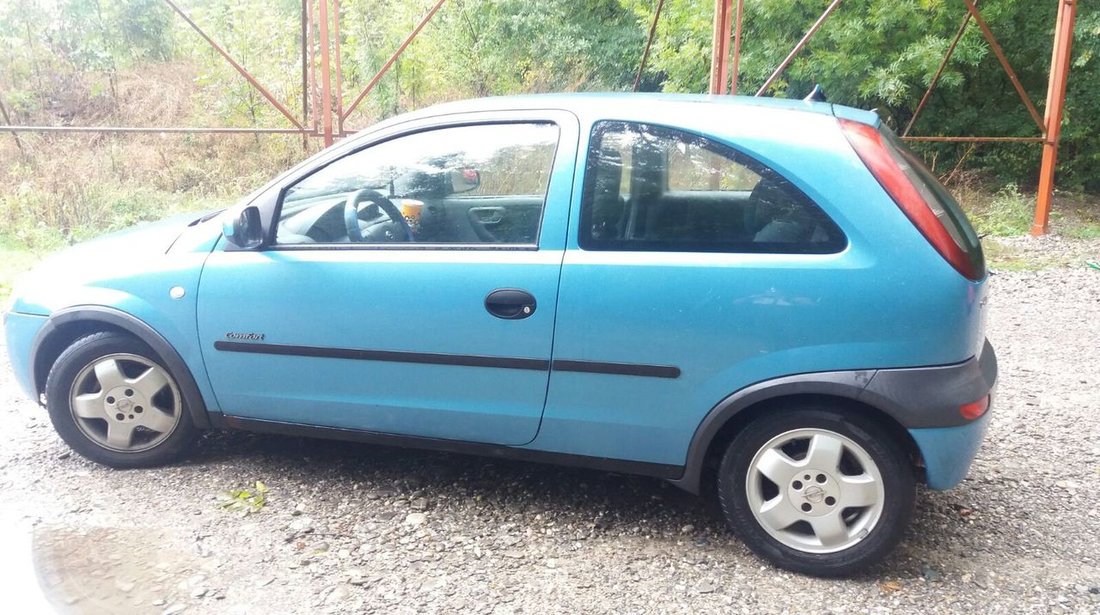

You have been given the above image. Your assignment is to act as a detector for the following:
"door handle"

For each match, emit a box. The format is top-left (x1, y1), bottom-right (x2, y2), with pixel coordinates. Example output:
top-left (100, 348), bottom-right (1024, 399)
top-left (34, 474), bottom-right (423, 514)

top-left (469, 207), bottom-right (505, 225)
top-left (485, 288), bottom-right (537, 320)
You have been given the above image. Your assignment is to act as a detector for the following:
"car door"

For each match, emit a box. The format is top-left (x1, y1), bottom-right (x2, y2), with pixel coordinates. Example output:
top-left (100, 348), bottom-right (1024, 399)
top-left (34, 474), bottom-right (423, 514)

top-left (536, 120), bottom-right (849, 465)
top-left (196, 112), bottom-right (578, 445)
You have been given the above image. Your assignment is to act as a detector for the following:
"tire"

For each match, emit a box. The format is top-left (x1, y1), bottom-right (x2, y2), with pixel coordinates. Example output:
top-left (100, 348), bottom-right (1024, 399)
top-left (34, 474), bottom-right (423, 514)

top-left (717, 405), bottom-right (915, 577)
top-left (44, 331), bottom-right (196, 468)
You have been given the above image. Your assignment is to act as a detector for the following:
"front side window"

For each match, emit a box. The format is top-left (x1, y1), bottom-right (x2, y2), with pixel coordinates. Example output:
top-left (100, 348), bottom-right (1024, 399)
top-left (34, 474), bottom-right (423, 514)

top-left (579, 121), bottom-right (845, 253)
top-left (277, 123), bottom-right (559, 245)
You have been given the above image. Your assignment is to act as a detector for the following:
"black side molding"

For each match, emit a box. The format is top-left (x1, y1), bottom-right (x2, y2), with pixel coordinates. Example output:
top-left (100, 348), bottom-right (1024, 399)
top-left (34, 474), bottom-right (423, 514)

top-left (221, 416), bottom-right (684, 480)
top-left (552, 359), bottom-right (680, 379)
top-left (214, 341), bottom-right (680, 379)
top-left (214, 341), bottom-right (550, 371)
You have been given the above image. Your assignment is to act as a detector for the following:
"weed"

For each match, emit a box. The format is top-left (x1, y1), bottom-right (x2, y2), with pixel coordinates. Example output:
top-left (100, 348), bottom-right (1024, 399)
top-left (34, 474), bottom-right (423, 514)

top-left (963, 183), bottom-right (1034, 237)
top-left (216, 481), bottom-right (269, 517)
top-left (0, 237), bottom-right (43, 305)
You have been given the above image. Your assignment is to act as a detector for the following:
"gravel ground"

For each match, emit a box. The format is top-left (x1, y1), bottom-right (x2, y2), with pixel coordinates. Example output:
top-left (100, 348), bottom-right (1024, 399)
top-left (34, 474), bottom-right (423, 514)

top-left (1, 238), bottom-right (1099, 615)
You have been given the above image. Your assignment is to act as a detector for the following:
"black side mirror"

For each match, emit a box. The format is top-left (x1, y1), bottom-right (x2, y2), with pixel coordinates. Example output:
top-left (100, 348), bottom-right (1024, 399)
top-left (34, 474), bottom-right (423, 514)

top-left (223, 205), bottom-right (264, 249)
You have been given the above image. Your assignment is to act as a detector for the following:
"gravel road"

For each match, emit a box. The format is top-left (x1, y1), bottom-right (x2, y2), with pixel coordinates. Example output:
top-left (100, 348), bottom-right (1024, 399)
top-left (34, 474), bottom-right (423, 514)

top-left (1, 237), bottom-right (1099, 615)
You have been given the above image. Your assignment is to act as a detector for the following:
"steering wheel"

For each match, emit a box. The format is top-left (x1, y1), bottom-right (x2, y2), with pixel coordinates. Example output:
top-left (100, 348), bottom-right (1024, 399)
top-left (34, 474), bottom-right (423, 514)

top-left (343, 189), bottom-right (414, 243)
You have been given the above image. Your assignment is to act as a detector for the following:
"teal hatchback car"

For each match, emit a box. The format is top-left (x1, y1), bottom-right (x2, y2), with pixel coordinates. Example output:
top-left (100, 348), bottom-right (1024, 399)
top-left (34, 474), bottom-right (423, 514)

top-left (4, 94), bottom-right (996, 576)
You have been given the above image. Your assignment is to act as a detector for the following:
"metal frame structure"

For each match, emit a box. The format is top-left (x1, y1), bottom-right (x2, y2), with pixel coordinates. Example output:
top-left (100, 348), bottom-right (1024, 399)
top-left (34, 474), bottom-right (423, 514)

top-left (0, 0), bottom-right (1079, 234)
top-left (703, 0), bottom-right (1078, 235)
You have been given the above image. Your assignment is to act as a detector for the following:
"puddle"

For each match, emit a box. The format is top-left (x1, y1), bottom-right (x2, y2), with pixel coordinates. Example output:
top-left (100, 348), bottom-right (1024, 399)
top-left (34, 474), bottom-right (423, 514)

top-left (0, 524), bottom-right (205, 614)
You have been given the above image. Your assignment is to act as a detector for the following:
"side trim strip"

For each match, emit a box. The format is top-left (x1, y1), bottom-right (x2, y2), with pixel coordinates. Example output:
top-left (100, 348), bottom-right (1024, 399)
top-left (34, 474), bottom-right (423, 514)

top-left (214, 341), bottom-right (549, 371)
top-left (213, 341), bottom-right (681, 379)
top-left (552, 359), bottom-right (681, 379)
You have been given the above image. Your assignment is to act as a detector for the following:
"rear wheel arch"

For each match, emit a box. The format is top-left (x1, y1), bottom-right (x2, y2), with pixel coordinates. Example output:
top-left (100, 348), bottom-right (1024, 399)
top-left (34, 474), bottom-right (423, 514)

top-left (670, 378), bottom-right (923, 494)
top-left (31, 307), bottom-right (211, 430)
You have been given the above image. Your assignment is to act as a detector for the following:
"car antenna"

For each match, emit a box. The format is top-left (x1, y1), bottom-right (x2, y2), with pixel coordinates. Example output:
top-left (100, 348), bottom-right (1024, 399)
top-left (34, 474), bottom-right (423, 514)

top-left (804, 84), bottom-right (827, 103)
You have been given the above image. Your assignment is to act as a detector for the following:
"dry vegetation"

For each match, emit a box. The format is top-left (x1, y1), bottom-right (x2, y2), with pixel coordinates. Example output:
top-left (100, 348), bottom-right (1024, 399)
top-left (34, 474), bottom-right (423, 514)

top-left (0, 64), bottom-right (310, 250)
top-left (1, 63), bottom-right (1097, 302)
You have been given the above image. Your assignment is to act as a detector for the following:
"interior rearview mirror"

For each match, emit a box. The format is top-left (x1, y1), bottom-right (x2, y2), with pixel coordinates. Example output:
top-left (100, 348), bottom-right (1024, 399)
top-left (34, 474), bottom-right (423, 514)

top-left (223, 205), bottom-right (264, 249)
top-left (450, 168), bottom-right (481, 194)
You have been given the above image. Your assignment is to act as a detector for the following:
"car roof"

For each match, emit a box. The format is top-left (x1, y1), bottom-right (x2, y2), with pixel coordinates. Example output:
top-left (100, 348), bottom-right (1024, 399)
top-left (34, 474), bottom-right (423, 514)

top-left (388, 92), bottom-right (881, 128)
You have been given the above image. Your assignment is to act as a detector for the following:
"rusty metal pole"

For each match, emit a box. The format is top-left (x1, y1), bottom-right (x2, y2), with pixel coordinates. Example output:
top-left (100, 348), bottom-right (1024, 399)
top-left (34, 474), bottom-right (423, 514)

top-left (333, 0), bottom-right (344, 136)
top-left (309, 0), bottom-right (320, 135)
top-left (962, 0), bottom-right (1045, 132)
top-left (904, 7), bottom-right (974, 137)
top-left (0, 94), bottom-right (23, 151)
top-left (342, 0), bottom-right (448, 123)
top-left (300, 0), bottom-right (310, 149)
top-left (1032, 0), bottom-right (1078, 236)
top-left (633, 0), bottom-right (666, 92)
top-left (709, 0), bottom-right (733, 94)
top-left (318, 0), bottom-right (334, 146)
top-left (730, 0), bottom-right (744, 95)
top-left (756, 0), bottom-right (843, 97)
top-left (162, 0), bottom-right (304, 130)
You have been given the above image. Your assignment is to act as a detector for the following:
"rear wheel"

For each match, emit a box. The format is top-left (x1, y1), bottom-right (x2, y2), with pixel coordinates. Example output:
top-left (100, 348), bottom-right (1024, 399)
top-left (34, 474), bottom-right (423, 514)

top-left (45, 332), bottom-right (196, 468)
top-left (718, 405), bottom-right (915, 576)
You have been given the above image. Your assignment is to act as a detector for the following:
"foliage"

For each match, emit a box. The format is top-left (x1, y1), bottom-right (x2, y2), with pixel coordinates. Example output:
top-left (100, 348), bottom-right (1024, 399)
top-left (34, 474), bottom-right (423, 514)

top-left (339, 0), bottom-right (642, 121)
top-left (628, 0), bottom-right (1100, 191)
top-left (964, 182), bottom-right (1033, 236)
top-left (217, 480), bottom-right (269, 516)
top-left (0, 0), bottom-right (1097, 258)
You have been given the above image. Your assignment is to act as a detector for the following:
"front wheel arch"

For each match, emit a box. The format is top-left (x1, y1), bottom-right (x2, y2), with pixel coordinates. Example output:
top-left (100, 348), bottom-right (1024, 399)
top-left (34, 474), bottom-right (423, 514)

top-left (31, 307), bottom-right (211, 430)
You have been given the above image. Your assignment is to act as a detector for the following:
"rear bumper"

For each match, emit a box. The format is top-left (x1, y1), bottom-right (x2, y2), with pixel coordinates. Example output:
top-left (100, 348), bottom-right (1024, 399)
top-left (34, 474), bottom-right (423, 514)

top-left (909, 410), bottom-right (992, 489)
top-left (862, 339), bottom-right (998, 429)
top-left (864, 339), bottom-right (997, 490)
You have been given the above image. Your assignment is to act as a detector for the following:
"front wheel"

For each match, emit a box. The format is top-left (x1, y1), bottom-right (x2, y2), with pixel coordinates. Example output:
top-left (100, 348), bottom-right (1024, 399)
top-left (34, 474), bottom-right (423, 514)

top-left (718, 406), bottom-right (915, 576)
top-left (45, 332), bottom-right (196, 468)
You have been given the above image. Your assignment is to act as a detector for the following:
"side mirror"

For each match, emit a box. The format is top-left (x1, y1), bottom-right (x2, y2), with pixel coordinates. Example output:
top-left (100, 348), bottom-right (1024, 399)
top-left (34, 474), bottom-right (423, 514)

top-left (449, 168), bottom-right (481, 194)
top-left (223, 205), bottom-right (265, 249)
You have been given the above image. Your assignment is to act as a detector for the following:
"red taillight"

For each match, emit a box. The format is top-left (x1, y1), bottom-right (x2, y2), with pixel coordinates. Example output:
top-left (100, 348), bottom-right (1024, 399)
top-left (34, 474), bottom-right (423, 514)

top-left (959, 395), bottom-right (990, 421)
top-left (839, 119), bottom-right (980, 280)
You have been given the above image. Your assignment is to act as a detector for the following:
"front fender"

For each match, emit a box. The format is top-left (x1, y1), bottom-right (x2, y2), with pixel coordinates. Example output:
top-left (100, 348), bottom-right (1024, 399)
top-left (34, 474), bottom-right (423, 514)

top-left (31, 306), bottom-right (214, 429)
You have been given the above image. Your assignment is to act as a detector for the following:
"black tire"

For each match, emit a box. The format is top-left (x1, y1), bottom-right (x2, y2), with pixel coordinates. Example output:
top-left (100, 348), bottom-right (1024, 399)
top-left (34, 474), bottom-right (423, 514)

top-left (44, 331), bottom-right (196, 468)
top-left (717, 405), bottom-right (915, 577)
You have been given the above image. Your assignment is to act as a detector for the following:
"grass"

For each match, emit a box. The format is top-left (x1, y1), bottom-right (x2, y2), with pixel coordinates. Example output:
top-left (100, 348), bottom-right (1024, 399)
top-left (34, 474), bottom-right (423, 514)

top-left (955, 182), bottom-right (1034, 237)
top-left (0, 185), bottom-right (230, 306)
top-left (0, 237), bottom-right (46, 305)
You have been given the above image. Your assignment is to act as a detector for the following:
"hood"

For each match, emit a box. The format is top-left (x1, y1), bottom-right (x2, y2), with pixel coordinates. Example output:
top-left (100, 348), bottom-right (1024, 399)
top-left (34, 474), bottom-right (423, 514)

top-left (8, 211), bottom-right (222, 316)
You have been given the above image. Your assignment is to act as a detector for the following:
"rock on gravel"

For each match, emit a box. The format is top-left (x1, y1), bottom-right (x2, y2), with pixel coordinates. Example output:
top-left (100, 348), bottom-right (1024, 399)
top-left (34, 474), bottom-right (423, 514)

top-left (1, 238), bottom-right (1099, 614)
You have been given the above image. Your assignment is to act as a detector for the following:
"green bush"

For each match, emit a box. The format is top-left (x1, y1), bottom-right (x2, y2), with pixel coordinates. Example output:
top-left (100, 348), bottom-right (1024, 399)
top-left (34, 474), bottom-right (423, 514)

top-left (965, 183), bottom-right (1034, 237)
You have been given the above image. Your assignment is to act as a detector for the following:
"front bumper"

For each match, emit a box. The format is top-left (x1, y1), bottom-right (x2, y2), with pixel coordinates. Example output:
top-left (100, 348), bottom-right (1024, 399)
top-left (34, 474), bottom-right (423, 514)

top-left (3, 311), bottom-right (47, 400)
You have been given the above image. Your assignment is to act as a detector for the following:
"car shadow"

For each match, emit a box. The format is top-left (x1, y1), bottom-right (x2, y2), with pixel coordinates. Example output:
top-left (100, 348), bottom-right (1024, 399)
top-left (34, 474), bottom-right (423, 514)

top-left (182, 428), bottom-right (987, 581)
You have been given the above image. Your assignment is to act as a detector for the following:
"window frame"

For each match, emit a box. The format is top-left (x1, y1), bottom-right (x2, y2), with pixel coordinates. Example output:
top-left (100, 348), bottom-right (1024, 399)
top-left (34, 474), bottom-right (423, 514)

top-left (578, 120), bottom-right (847, 255)
top-left (269, 120), bottom-right (563, 252)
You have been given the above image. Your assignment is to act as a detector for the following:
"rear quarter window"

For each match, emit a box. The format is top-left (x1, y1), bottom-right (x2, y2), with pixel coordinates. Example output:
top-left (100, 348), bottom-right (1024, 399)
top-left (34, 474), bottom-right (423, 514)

top-left (579, 121), bottom-right (846, 254)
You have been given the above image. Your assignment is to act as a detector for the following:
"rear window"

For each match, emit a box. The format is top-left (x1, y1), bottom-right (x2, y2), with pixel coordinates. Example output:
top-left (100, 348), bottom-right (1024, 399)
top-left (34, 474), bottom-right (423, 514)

top-left (881, 127), bottom-right (985, 278)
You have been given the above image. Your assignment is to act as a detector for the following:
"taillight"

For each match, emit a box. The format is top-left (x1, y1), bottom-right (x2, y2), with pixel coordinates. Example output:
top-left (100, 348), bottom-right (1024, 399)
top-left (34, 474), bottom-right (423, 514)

top-left (959, 395), bottom-right (990, 421)
top-left (839, 119), bottom-right (981, 280)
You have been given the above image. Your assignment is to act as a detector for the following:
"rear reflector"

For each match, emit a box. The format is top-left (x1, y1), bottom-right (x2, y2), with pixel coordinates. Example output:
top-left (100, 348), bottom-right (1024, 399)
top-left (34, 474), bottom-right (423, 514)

top-left (959, 396), bottom-right (990, 421)
top-left (839, 119), bottom-right (981, 280)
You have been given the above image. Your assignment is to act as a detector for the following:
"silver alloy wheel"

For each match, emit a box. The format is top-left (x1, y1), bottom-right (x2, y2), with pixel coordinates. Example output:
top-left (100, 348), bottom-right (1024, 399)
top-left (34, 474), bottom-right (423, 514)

top-left (745, 428), bottom-right (885, 554)
top-left (68, 353), bottom-right (182, 453)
